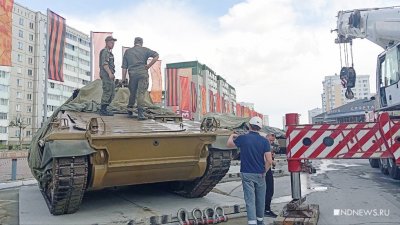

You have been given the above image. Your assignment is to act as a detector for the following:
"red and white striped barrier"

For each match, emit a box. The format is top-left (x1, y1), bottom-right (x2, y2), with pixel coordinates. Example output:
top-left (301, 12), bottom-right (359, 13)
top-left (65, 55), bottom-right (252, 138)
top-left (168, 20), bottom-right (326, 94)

top-left (286, 113), bottom-right (400, 165)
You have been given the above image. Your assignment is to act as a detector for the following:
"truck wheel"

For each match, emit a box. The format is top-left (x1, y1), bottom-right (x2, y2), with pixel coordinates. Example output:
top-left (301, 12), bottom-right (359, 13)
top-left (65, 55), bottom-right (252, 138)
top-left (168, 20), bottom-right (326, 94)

top-left (369, 159), bottom-right (379, 168)
top-left (379, 158), bottom-right (389, 175)
top-left (387, 158), bottom-right (400, 180)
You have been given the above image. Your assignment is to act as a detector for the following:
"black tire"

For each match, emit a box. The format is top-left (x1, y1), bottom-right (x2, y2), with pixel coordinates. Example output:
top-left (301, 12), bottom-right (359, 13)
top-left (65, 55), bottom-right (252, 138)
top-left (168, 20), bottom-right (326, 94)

top-left (387, 158), bottom-right (400, 180)
top-left (369, 159), bottom-right (379, 168)
top-left (379, 158), bottom-right (389, 175)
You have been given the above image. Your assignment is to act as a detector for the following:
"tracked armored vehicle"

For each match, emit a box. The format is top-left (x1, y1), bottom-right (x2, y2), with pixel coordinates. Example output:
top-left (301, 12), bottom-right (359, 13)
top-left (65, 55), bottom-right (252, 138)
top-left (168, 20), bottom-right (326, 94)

top-left (28, 80), bottom-right (240, 215)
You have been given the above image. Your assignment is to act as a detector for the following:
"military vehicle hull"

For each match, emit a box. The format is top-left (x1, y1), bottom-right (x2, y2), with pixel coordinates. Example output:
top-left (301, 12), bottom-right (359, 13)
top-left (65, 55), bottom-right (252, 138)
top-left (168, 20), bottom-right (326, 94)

top-left (32, 111), bottom-right (232, 215)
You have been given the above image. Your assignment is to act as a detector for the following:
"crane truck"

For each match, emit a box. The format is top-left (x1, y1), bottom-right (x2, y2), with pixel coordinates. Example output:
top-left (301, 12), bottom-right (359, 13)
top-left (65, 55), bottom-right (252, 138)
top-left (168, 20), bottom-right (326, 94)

top-left (278, 6), bottom-right (400, 223)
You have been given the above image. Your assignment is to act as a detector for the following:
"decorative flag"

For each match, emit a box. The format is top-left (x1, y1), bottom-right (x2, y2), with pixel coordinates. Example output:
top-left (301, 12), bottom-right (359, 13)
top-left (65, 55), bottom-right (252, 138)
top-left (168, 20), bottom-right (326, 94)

top-left (201, 86), bottom-right (207, 115)
top-left (0, 0), bottom-right (13, 66)
top-left (47, 10), bottom-right (66, 82)
top-left (216, 93), bottom-right (221, 113)
top-left (179, 76), bottom-right (191, 119)
top-left (191, 82), bottom-right (197, 113)
top-left (236, 103), bottom-right (241, 117)
top-left (91, 31), bottom-right (112, 80)
top-left (209, 90), bottom-right (214, 112)
top-left (222, 97), bottom-right (225, 113)
top-left (166, 68), bottom-right (178, 106)
top-left (149, 60), bottom-right (162, 103)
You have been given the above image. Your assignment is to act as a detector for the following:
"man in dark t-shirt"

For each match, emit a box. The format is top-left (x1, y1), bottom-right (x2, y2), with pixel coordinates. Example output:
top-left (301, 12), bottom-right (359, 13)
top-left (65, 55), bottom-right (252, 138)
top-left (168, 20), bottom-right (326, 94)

top-left (121, 37), bottom-right (159, 120)
top-left (227, 116), bottom-right (273, 225)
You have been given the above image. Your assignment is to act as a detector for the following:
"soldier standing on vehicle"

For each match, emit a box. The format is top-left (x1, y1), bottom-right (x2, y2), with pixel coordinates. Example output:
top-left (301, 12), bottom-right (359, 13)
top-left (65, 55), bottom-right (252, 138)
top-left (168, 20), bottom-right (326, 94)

top-left (121, 37), bottom-right (159, 120)
top-left (227, 116), bottom-right (273, 225)
top-left (99, 36), bottom-right (117, 116)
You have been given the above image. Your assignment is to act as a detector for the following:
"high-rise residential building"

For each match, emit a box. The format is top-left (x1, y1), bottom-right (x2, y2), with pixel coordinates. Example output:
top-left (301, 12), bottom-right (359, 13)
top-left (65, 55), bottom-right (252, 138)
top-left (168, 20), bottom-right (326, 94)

top-left (165, 61), bottom-right (236, 121)
top-left (0, 67), bottom-right (11, 144)
top-left (321, 74), bottom-right (371, 112)
top-left (308, 108), bottom-right (323, 124)
top-left (6, 3), bottom-right (91, 144)
top-left (237, 102), bottom-right (254, 110)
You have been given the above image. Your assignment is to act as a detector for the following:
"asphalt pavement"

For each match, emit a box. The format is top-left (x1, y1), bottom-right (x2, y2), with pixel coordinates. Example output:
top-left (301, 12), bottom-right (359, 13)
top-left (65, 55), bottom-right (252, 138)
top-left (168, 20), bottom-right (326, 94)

top-left (1, 159), bottom-right (400, 225)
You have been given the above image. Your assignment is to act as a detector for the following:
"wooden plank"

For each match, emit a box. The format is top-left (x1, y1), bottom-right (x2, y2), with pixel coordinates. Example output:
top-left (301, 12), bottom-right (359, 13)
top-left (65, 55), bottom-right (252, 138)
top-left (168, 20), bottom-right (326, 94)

top-left (273, 216), bottom-right (285, 225)
top-left (283, 217), bottom-right (296, 225)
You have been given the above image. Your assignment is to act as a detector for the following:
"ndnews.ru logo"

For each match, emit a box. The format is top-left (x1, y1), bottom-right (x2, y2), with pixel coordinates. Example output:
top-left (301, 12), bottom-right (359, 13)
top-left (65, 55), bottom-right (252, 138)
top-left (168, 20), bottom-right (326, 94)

top-left (333, 209), bottom-right (390, 217)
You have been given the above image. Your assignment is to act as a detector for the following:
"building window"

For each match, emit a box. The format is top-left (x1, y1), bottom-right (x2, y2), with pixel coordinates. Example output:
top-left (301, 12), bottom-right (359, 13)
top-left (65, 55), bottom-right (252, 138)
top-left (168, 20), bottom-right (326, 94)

top-left (28, 57), bottom-right (33, 64)
top-left (28, 69), bottom-right (33, 76)
top-left (28, 81), bottom-right (33, 88)
top-left (29, 45), bottom-right (33, 53)
top-left (29, 34), bottom-right (34, 41)
top-left (27, 93), bottom-right (32, 100)
top-left (0, 98), bottom-right (8, 106)
top-left (26, 118), bottom-right (31, 125)
top-left (26, 130), bottom-right (31, 137)
top-left (19, 17), bottom-right (24, 26)
top-left (18, 42), bottom-right (23, 50)
top-left (18, 54), bottom-right (23, 62)
top-left (17, 79), bottom-right (22, 86)
top-left (50, 82), bottom-right (55, 89)
top-left (27, 105), bottom-right (32, 112)
top-left (0, 113), bottom-right (7, 120)
top-left (29, 22), bottom-right (34, 29)
top-left (18, 30), bottom-right (23, 38)
top-left (66, 43), bottom-right (75, 51)
top-left (16, 92), bottom-right (22, 99)
top-left (16, 104), bottom-right (21, 112)
top-left (15, 130), bottom-right (20, 137)
top-left (0, 84), bottom-right (7, 92)
top-left (0, 126), bottom-right (7, 134)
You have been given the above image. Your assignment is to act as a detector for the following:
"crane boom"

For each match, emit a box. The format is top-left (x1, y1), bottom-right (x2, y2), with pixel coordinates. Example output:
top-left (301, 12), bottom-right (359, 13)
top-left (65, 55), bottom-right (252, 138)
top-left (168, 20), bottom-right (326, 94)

top-left (336, 7), bottom-right (400, 49)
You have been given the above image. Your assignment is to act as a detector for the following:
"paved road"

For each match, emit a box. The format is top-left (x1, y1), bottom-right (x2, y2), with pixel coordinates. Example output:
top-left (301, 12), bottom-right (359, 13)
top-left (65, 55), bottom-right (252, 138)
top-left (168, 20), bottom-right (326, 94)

top-left (307, 159), bottom-right (400, 225)
top-left (1, 159), bottom-right (400, 225)
top-left (0, 188), bottom-right (19, 225)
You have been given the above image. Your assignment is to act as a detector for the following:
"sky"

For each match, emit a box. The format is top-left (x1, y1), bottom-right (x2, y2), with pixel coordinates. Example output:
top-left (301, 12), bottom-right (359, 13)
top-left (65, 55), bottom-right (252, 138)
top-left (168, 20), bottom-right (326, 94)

top-left (16, 0), bottom-right (400, 128)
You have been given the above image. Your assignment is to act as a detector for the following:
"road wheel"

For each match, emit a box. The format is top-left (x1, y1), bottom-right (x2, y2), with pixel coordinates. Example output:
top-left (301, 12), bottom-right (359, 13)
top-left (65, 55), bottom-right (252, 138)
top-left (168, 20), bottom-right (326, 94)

top-left (379, 158), bottom-right (389, 175)
top-left (387, 158), bottom-right (400, 180)
top-left (369, 159), bottom-right (379, 168)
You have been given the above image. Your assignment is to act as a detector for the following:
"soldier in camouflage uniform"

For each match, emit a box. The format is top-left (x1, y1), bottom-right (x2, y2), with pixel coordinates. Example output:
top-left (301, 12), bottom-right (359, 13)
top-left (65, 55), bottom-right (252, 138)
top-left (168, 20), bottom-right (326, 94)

top-left (99, 36), bottom-right (117, 116)
top-left (121, 37), bottom-right (159, 120)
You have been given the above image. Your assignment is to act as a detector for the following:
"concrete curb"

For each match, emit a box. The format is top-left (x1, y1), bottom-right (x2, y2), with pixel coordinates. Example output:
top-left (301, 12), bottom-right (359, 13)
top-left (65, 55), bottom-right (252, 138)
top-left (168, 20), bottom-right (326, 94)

top-left (0, 179), bottom-right (37, 190)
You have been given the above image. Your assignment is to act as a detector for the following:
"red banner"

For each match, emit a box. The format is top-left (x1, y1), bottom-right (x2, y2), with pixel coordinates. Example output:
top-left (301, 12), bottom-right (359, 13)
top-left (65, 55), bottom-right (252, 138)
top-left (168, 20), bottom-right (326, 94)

top-left (180, 76), bottom-right (190, 112)
top-left (166, 68), bottom-right (178, 106)
top-left (92, 32), bottom-right (112, 80)
top-left (222, 97), bottom-right (225, 113)
top-left (209, 90), bottom-right (214, 112)
top-left (216, 93), bottom-right (221, 113)
top-left (47, 10), bottom-right (66, 82)
top-left (0, 0), bottom-right (13, 66)
top-left (236, 103), bottom-right (242, 117)
top-left (191, 82), bottom-right (197, 113)
top-left (150, 60), bottom-right (162, 103)
top-left (201, 86), bottom-right (207, 115)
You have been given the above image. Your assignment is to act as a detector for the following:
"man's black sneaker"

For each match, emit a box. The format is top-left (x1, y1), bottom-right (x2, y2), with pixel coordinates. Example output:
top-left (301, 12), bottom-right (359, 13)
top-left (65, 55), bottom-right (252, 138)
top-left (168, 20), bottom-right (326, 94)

top-left (264, 210), bottom-right (278, 218)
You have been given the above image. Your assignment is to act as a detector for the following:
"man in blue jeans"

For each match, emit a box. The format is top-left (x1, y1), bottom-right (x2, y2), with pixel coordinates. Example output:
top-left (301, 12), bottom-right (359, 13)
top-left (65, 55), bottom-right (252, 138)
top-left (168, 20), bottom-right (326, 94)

top-left (227, 116), bottom-right (273, 225)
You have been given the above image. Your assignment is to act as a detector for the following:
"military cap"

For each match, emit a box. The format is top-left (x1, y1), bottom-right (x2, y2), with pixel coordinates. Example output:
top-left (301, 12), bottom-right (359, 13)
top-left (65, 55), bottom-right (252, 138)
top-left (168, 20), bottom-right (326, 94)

top-left (105, 36), bottom-right (117, 42)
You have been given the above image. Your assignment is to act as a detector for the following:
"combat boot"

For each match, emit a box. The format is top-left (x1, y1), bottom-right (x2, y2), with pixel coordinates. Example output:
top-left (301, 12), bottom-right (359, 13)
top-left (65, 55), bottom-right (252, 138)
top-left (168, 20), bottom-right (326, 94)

top-left (99, 104), bottom-right (114, 116)
top-left (137, 107), bottom-right (148, 120)
top-left (127, 107), bottom-right (137, 118)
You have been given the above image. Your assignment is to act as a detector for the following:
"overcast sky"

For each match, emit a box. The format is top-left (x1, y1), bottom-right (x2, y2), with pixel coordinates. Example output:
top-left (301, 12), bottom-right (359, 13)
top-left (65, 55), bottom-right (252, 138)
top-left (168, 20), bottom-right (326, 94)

top-left (17, 0), bottom-right (400, 127)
